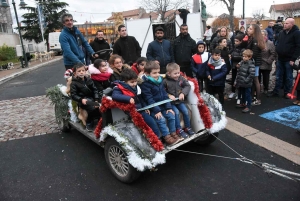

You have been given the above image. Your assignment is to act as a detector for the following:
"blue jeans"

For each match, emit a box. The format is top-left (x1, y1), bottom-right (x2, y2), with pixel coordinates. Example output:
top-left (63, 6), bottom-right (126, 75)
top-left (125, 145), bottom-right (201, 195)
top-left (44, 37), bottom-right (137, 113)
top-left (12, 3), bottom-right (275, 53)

top-left (151, 110), bottom-right (176, 137)
top-left (141, 111), bottom-right (160, 138)
top-left (273, 60), bottom-right (293, 94)
top-left (172, 103), bottom-right (191, 130)
top-left (240, 87), bottom-right (252, 108)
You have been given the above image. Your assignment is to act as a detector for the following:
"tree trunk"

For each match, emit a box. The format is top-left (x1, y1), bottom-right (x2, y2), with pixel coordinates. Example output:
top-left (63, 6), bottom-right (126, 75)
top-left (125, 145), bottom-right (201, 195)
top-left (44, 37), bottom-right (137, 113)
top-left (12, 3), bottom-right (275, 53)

top-left (229, 5), bottom-right (234, 32)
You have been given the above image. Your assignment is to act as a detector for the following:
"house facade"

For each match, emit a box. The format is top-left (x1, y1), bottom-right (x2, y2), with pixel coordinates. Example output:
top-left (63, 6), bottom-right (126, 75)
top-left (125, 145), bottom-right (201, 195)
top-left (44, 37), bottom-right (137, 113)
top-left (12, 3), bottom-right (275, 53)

top-left (269, 2), bottom-right (300, 20)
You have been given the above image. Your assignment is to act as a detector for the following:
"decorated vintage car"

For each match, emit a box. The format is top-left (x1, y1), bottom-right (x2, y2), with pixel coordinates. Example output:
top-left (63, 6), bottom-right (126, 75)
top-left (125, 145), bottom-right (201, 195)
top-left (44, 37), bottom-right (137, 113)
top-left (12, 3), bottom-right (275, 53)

top-left (47, 74), bottom-right (227, 183)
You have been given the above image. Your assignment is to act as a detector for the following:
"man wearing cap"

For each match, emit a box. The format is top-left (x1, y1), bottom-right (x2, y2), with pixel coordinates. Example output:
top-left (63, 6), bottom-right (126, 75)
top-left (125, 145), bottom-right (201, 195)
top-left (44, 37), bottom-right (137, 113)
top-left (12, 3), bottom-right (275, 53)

top-left (113, 25), bottom-right (141, 64)
top-left (173, 24), bottom-right (196, 77)
top-left (146, 26), bottom-right (174, 74)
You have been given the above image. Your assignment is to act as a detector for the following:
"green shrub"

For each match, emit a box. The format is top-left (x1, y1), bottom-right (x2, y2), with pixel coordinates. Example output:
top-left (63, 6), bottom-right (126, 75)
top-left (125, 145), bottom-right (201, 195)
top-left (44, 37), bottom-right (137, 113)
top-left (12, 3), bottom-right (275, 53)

top-left (0, 44), bottom-right (17, 61)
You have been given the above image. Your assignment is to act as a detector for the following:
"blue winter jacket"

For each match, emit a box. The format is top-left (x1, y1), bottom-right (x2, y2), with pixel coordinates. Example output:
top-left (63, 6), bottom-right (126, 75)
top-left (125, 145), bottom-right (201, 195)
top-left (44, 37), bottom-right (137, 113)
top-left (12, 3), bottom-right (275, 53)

top-left (146, 39), bottom-right (174, 68)
top-left (191, 52), bottom-right (211, 78)
top-left (59, 26), bottom-right (95, 66)
top-left (265, 26), bottom-right (274, 41)
top-left (140, 75), bottom-right (172, 115)
top-left (112, 81), bottom-right (145, 109)
top-left (206, 61), bottom-right (227, 87)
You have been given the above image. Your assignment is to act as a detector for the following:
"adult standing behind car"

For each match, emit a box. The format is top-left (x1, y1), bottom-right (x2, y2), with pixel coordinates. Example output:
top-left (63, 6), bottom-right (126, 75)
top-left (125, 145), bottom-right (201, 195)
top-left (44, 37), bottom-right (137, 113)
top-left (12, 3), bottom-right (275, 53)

top-left (59, 13), bottom-right (97, 70)
top-left (89, 30), bottom-right (110, 63)
top-left (146, 26), bottom-right (174, 74)
top-left (113, 25), bottom-right (141, 64)
top-left (173, 24), bottom-right (196, 77)
top-left (268, 18), bottom-right (300, 98)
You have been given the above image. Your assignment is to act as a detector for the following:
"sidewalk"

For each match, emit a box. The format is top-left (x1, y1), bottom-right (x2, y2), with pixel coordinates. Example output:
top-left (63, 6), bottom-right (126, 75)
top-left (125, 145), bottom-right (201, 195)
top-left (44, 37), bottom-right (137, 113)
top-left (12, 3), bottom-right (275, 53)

top-left (0, 56), bottom-right (63, 85)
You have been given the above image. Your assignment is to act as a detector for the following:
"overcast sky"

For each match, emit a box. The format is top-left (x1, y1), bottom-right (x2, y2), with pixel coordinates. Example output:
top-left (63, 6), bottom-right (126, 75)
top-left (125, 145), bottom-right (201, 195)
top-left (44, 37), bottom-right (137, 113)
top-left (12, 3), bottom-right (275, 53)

top-left (10, 0), bottom-right (293, 26)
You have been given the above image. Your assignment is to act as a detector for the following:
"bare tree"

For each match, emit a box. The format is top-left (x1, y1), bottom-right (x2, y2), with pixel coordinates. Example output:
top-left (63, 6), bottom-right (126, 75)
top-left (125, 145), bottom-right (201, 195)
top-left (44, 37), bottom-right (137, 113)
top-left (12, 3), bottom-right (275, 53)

top-left (252, 9), bottom-right (265, 22)
top-left (139, 0), bottom-right (190, 22)
top-left (209, 0), bottom-right (235, 31)
top-left (280, 1), bottom-right (300, 18)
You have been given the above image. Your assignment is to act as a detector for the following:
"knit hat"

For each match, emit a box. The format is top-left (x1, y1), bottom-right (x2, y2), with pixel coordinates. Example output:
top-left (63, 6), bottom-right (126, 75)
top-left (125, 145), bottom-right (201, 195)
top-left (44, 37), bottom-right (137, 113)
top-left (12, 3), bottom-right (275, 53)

top-left (196, 40), bottom-right (206, 48)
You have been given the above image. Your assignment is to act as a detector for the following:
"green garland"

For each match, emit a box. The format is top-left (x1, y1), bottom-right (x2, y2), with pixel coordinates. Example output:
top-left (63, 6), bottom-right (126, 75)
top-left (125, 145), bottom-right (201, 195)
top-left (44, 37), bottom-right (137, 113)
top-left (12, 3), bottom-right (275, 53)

top-left (46, 85), bottom-right (70, 122)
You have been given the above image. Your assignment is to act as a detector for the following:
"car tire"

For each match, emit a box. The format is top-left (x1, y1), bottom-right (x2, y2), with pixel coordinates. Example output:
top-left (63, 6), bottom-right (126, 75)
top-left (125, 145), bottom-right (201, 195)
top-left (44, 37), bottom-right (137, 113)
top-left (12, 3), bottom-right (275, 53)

top-left (104, 138), bottom-right (141, 183)
top-left (55, 105), bottom-right (70, 132)
top-left (194, 132), bottom-right (219, 146)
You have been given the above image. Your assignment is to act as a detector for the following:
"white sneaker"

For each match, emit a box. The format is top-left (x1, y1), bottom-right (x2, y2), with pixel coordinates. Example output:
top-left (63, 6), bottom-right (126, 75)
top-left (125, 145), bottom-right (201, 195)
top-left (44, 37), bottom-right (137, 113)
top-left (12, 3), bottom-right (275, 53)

top-left (236, 99), bottom-right (240, 105)
top-left (228, 92), bottom-right (236, 99)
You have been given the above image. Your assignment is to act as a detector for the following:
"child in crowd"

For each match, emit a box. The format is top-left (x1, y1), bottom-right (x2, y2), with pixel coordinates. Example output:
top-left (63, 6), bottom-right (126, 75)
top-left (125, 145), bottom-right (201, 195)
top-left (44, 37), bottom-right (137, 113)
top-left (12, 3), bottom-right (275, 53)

top-left (140, 61), bottom-right (183, 145)
top-left (131, 57), bottom-right (147, 78)
top-left (109, 54), bottom-right (130, 82)
top-left (229, 34), bottom-right (245, 101)
top-left (191, 40), bottom-right (211, 92)
top-left (70, 63), bottom-right (101, 131)
top-left (206, 49), bottom-right (227, 108)
top-left (164, 63), bottom-right (195, 138)
top-left (89, 59), bottom-right (113, 97)
top-left (216, 37), bottom-right (232, 75)
top-left (235, 49), bottom-right (255, 113)
top-left (111, 68), bottom-right (161, 138)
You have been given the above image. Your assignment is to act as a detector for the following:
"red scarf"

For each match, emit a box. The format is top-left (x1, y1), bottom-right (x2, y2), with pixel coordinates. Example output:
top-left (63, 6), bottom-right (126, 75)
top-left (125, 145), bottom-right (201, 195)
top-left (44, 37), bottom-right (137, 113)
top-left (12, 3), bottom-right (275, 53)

top-left (91, 72), bottom-right (111, 81)
top-left (116, 83), bottom-right (135, 97)
top-left (131, 63), bottom-right (139, 75)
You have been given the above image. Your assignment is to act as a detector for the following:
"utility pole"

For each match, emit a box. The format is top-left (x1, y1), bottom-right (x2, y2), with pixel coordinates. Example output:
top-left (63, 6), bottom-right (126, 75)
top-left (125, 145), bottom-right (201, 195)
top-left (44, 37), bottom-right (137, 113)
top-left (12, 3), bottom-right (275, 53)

top-left (243, 0), bottom-right (245, 19)
top-left (193, 0), bottom-right (200, 13)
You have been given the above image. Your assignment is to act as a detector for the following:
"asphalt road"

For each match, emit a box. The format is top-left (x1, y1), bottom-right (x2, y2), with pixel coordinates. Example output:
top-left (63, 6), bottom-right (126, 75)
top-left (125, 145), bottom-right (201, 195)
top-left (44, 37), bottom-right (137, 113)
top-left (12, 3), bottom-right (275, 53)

top-left (0, 61), bottom-right (299, 201)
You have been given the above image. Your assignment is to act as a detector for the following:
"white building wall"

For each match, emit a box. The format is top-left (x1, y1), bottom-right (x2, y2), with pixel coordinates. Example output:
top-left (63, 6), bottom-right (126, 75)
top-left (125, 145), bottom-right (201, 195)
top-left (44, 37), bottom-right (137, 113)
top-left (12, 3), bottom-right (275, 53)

top-left (0, 33), bottom-right (20, 47)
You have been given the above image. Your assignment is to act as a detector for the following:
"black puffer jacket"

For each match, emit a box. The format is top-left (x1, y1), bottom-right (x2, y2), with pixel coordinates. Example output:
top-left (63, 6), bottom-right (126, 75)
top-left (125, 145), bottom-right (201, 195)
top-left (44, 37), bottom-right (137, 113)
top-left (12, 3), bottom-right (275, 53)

top-left (70, 76), bottom-right (99, 105)
top-left (113, 36), bottom-right (141, 64)
top-left (173, 33), bottom-right (196, 67)
top-left (89, 38), bottom-right (110, 62)
top-left (163, 74), bottom-right (191, 104)
top-left (276, 25), bottom-right (300, 62)
top-left (236, 59), bottom-right (255, 88)
top-left (109, 66), bottom-right (130, 82)
top-left (231, 45), bottom-right (244, 69)
top-left (245, 37), bottom-right (262, 66)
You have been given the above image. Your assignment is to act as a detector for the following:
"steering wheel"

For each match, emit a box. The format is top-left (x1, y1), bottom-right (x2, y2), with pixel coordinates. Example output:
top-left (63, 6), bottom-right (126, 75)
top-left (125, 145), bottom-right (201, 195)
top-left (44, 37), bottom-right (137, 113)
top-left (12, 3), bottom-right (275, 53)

top-left (94, 49), bottom-right (113, 61)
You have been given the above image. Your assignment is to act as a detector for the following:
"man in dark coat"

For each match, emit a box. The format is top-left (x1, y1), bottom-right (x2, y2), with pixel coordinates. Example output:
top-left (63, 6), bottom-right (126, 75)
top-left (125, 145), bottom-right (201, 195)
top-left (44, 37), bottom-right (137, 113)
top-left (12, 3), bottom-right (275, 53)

top-left (269, 18), bottom-right (300, 98)
top-left (173, 24), bottom-right (196, 77)
top-left (113, 25), bottom-right (141, 64)
top-left (146, 26), bottom-right (174, 74)
top-left (89, 30), bottom-right (110, 63)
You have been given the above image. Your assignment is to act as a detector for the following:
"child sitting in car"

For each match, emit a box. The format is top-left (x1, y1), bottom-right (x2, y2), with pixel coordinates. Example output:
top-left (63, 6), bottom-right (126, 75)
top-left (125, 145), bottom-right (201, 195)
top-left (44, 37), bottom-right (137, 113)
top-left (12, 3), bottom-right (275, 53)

top-left (89, 59), bottom-right (113, 97)
top-left (140, 61), bottom-right (183, 146)
top-left (109, 54), bottom-right (130, 82)
top-left (111, 68), bottom-right (161, 138)
top-left (163, 63), bottom-right (195, 139)
top-left (70, 63), bottom-right (101, 132)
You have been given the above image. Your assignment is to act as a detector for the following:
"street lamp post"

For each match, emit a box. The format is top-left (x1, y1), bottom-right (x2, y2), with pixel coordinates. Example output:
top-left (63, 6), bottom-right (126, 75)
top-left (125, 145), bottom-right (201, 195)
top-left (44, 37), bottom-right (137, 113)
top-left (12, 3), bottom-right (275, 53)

top-left (2, 0), bottom-right (28, 68)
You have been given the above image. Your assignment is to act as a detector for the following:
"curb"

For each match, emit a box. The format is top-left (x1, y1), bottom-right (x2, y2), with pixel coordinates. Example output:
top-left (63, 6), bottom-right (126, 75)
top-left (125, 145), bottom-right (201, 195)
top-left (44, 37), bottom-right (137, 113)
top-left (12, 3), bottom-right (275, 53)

top-left (0, 57), bottom-right (63, 85)
top-left (226, 117), bottom-right (300, 165)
